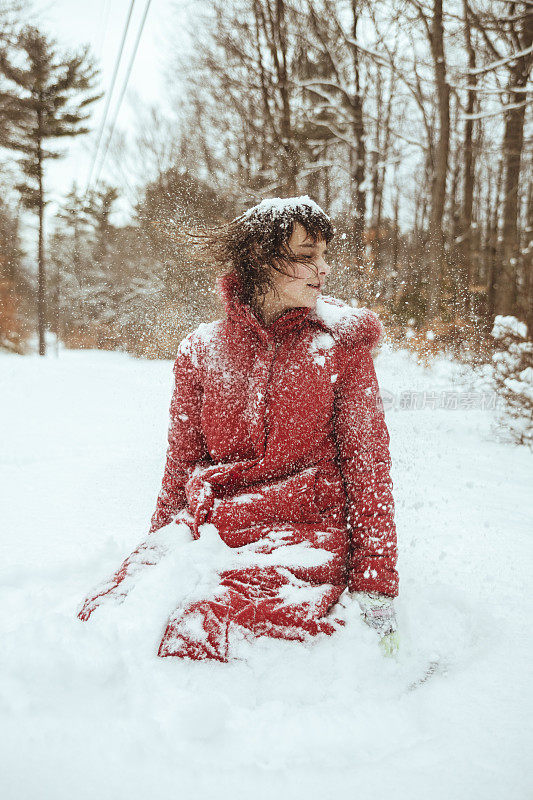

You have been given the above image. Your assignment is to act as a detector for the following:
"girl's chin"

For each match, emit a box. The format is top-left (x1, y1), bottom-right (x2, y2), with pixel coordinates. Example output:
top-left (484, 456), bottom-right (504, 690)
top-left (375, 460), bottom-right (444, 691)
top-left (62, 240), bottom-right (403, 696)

top-left (284, 289), bottom-right (321, 309)
top-left (295, 296), bottom-right (318, 308)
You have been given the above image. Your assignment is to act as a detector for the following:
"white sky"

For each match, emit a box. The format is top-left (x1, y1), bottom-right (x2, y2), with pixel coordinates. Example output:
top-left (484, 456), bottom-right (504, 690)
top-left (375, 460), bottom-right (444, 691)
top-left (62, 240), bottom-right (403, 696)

top-left (28, 0), bottom-right (191, 224)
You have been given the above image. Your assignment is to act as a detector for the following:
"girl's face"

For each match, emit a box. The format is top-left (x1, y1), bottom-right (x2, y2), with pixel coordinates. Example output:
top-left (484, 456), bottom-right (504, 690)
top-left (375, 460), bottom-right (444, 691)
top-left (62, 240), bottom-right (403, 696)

top-left (267, 222), bottom-right (332, 310)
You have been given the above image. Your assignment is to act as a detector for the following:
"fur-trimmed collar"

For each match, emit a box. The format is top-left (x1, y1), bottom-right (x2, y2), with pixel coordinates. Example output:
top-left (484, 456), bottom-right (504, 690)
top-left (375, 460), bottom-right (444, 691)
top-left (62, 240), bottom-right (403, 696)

top-left (308, 294), bottom-right (384, 349)
top-left (215, 270), bottom-right (383, 349)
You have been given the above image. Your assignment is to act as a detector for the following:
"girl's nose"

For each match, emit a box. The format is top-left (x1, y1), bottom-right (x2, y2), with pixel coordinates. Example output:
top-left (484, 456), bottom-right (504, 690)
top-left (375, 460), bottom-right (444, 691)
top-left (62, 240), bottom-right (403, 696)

top-left (319, 258), bottom-right (331, 277)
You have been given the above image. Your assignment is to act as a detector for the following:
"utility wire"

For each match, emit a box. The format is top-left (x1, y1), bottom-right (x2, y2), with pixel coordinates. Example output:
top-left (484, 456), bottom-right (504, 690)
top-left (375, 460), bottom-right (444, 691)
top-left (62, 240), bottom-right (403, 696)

top-left (95, 0), bottom-right (112, 64)
top-left (84, 0), bottom-right (137, 197)
top-left (92, 0), bottom-right (153, 191)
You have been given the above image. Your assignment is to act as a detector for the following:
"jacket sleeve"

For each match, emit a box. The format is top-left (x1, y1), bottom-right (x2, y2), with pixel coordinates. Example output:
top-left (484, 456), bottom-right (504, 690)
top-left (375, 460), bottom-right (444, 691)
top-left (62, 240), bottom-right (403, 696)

top-left (333, 342), bottom-right (399, 597)
top-left (149, 338), bottom-right (210, 534)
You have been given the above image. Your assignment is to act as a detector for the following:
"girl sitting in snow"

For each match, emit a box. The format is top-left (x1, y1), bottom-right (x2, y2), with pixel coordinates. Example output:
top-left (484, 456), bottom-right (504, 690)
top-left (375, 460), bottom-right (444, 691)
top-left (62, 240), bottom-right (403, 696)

top-left (78, 196), bottom-right (399, 662)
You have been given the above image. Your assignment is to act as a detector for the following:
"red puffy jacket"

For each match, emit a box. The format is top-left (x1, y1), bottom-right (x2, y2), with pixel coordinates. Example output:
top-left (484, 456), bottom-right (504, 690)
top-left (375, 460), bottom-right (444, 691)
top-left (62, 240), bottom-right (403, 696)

top-left (79, 271), bottom-right (398, 660)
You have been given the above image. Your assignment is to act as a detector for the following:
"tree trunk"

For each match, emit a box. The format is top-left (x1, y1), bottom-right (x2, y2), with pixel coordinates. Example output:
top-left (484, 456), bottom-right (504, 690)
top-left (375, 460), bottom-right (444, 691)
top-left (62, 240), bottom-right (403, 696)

top-left (426, 0), bottom-right (450, 324)
top-left (254, 0), bottom-right (298, 193)
top-left (37, 129), bottom-right (46, 357)
top-left (460, 0), bottom-right (476, 320)
top-left (270, 0), bottom-right (298, 193)
top-left (370, 65), bottom-right (394, 280)
top-left (349, 0), bottom-right (366, 258)
top-left (496, 11), bottom-right (533, 315)
top-left (323, 141), bottom-right (331, 209)
top-left (522, 179), bottom-right (533, 333)
top-left (486, 159), bottom-right (504, 327)
top-left (392, 170), bottom-right (400, 277)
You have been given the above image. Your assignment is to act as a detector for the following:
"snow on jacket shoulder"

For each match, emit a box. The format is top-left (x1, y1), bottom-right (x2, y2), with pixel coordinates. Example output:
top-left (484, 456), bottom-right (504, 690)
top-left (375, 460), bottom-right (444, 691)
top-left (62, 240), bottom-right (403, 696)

top-left (149, 272), bottom-right (398, 598)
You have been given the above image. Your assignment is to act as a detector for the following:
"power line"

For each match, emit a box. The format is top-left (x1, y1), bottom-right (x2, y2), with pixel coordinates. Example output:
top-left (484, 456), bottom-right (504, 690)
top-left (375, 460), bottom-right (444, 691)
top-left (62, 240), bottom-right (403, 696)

top-left (95, 0), bottom-right (112, 64)
top-left (92, 0), bottom-right (153, 191)
top-left (84, 0), bottom-right (137, 197)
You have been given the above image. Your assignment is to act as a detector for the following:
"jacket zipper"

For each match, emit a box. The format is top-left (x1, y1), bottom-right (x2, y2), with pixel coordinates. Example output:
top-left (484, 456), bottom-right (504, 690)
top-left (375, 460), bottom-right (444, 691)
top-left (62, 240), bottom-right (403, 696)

top-left (263, 339), bottom-right (280, 442)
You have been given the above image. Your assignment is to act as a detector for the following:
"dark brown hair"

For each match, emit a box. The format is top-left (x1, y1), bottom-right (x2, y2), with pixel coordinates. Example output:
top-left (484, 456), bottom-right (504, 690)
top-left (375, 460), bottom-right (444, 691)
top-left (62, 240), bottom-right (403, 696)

top-left (165, 196), bottom-right (335, 314)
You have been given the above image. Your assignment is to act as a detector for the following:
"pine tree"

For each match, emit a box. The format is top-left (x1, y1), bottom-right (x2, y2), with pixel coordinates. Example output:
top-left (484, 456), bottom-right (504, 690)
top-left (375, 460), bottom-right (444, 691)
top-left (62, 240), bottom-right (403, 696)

top-left (83, 184), bottom-right (119, 325)
top-left (0, 25), bottom-right (100, 354)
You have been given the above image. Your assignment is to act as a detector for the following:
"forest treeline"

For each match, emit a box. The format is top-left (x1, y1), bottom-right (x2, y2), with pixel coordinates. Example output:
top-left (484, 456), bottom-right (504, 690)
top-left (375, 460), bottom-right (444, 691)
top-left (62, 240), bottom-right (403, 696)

top-left (0, 0), bottom-right (531, 361)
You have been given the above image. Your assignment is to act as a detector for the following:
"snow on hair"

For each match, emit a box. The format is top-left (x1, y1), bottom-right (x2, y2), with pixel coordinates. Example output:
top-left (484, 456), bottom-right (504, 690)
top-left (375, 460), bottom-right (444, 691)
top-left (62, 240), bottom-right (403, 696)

top-left (241, 195), bottom-right (331, 221)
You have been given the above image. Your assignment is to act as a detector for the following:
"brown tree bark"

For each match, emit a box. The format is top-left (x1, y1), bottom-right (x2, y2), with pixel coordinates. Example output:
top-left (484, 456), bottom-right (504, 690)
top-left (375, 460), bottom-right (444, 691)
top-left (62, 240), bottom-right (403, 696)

top-left (426, 0), bottom-right (450, 324)
top-left (459, 0), bottom-right (477, 320)
top-left (253, 0), bottom-right (299, 193)
top-left (522, 178), bottom-right (533, 334)
top-left (486, 158), bottom-right (505, 326)
top-left (348, 0), bottom-right (366, 257)
top-left (497, 8), bottom-right (533, 315)
top-left (37, 106), bottom-right (46, 357)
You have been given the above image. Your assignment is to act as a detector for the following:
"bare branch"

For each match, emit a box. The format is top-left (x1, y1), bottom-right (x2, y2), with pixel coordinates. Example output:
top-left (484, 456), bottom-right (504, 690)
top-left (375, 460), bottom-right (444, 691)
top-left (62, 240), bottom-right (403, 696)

top-left (467, 44), bottom-right (533, 76)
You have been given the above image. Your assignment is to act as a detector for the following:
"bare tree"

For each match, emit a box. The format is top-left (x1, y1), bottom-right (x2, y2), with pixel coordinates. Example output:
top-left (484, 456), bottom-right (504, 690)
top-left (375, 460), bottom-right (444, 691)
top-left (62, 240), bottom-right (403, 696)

top-left (461, 1), bottom-right (533, 318)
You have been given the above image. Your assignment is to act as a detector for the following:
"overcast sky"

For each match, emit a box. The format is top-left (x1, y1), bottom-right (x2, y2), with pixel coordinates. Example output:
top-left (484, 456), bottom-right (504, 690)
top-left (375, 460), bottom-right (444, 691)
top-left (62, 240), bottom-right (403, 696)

top-left (29, 0), bottom-right (190, 223)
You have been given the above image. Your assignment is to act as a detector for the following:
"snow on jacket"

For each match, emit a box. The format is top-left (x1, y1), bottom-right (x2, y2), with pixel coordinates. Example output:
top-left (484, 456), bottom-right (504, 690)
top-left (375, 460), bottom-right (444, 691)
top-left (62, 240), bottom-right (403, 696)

top-left (78, 271), bottom-right (399, 660)
top-left (150, 271), bottom-right (398, 596)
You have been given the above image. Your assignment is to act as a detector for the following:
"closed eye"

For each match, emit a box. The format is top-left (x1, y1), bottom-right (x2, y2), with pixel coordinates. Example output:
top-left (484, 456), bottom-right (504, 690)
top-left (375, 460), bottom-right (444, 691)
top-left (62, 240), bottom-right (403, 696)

top-left (297, 248), bottom-right (328, 258)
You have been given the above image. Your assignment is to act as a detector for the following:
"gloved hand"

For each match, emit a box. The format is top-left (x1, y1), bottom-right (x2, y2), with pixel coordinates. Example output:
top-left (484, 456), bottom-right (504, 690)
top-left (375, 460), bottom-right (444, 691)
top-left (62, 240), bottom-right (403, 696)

top-left (352, 590), bottom-right (399, 658)
top-left (378, 630), bottom-right (400, 659)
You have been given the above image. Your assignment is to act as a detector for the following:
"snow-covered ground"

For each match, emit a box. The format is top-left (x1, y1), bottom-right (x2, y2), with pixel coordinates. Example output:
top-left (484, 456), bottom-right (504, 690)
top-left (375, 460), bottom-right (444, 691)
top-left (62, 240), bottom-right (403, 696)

top-left (1, 345), bottom-right (531, 800)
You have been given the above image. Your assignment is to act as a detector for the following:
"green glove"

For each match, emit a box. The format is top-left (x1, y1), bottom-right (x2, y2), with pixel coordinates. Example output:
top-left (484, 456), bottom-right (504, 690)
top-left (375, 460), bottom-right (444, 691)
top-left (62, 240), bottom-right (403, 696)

top-left (379, 629), bottom-right (400, 659)
top-left (352, 590), bottom-right (399, 659)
